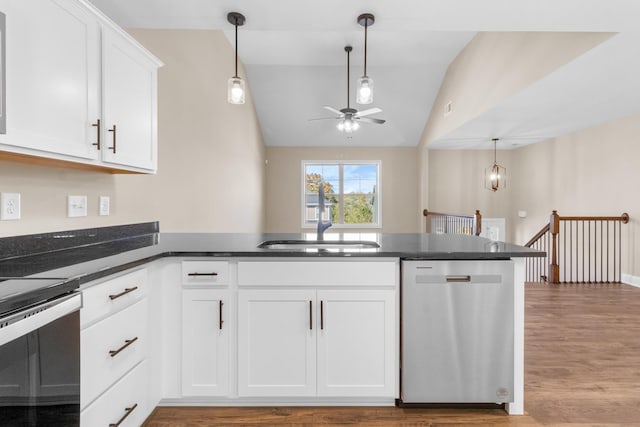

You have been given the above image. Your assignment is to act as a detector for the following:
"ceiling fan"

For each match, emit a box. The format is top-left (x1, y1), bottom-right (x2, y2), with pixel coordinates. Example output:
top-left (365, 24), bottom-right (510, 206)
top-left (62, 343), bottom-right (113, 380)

top-left (309, 46), bottom-right (386, 133)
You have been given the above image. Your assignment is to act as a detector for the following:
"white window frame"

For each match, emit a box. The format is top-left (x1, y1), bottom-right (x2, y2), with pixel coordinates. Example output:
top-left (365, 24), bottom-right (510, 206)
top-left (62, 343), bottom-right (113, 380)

top-left (301, 160), bottom-right (382, 229)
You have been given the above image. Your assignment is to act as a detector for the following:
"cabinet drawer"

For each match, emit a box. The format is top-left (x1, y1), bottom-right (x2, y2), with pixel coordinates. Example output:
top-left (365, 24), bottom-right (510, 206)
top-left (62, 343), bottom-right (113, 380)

top-left (182, 261), bottom-right (229, 285)
top-left (81, 268), bottom-right (148, 327)
top-left (81, 298), bottom-right (148, 408)
top-left (81, 360), bottom-right (149, 427)
top-left (238, 261), bottom-right (397, 287)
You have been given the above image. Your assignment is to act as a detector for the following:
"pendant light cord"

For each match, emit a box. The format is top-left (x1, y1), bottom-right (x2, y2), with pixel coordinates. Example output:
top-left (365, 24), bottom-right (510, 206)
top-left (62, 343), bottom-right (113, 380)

top-left (234, 17), bottom-right (239, 78)
top-left (346, 47), bottom-right (351, 109)
top-left (364, 21), bottom-right (368, 77)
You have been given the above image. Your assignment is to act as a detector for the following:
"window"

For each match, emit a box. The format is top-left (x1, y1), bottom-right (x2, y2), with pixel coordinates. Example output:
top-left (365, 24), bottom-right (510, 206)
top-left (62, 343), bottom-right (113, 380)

top-left (302, 161), bottom-right (380, 228)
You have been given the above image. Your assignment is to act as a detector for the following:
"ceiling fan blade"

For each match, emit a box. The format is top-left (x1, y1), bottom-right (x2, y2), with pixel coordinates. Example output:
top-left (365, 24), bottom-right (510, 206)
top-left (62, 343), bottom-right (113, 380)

top-left (308, 117), bottom-right (340, 121)
top-left (355, 107), bottom-right (382, 117)
top-left (323, 106), bottom-right (344, 116)
top-left (357, 117), bottom-right (386, 124)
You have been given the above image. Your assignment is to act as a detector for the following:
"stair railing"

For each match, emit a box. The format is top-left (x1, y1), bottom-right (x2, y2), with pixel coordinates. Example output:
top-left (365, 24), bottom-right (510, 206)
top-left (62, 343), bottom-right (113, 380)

top-left (423, 209), bottom-right (482, 236)
top-left (525, 210), bottom-right (629, 284)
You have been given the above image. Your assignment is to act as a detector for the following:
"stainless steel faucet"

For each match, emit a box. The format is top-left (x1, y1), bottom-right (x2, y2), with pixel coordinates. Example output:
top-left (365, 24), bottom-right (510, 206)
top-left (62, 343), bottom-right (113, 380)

top-left (317, 180), bottom-right (332, 240)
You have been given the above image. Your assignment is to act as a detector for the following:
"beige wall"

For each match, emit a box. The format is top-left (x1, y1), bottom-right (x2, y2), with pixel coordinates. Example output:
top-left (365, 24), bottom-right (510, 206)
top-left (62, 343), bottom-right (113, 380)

top-left (265, 147), bottom-right (420, 233)
top-left (0, 29), bottom-right (266, 237)
top-left (428, 149), bottom-right (513, 235)
top-left (418, 31), bottom-right (613, 213)
top-left (428, 113), bottom-right (640, 276)
top-left (510, 114), bottom-right (639, 275)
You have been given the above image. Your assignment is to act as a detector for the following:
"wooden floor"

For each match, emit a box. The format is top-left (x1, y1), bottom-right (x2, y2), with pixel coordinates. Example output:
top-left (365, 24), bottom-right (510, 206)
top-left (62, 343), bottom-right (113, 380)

top-left (144, 283), bottom-right (640, 426)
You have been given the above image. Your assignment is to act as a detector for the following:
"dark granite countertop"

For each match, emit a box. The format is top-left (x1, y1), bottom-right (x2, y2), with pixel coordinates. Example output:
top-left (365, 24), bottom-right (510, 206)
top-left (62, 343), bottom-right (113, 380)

top-left (0, 223), bottom-right (544, 289)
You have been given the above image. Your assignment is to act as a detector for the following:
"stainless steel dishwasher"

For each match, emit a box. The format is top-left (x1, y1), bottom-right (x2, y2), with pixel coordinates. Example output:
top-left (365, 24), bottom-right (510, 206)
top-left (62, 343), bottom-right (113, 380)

top-left (400, 260), bottom-right (514, 404)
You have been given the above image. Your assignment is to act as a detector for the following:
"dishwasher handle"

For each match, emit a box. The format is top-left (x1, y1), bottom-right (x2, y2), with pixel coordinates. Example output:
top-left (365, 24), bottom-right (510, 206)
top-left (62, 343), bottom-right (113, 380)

top-left (445, 275), bottom-right (471, 283)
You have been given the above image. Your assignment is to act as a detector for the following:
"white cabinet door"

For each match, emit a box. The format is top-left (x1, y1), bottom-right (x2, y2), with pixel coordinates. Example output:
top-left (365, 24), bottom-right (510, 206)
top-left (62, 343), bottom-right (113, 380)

top-left (238, 289), bottom-right (316, 396)
top-left (316, 290), bottom-right (396, 397)
top-left (182, 289), bottom-right (229, 396)
top-left (100, 26), bottom-right (157, 171)
top-left (0, 0), bottom-right (100, 159)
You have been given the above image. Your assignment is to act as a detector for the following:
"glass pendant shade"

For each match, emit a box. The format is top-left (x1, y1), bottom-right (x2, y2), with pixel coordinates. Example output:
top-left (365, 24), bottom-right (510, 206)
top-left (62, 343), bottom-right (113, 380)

top-left (227, 76), bottom-right (245, 104)
top-left (356, 76), bottom-right (374, 104)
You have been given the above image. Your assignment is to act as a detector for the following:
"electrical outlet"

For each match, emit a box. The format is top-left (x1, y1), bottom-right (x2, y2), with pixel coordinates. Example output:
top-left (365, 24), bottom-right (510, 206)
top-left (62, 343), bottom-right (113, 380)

top-left (99, 196), bottom-right (110, 216)
top-left (67, 195), bottom-right (87, 218)
top-left (1, 193), bottom-right (21, 220)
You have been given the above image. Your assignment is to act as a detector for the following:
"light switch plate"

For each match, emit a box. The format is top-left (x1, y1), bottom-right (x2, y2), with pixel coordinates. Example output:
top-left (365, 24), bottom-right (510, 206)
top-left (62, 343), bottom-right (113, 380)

top-left (99, 196), bottom-right (110, 216)
top-left (68, 195), bottom-right (87, 218)
top-left (1, 192), bottom-right (21, 220)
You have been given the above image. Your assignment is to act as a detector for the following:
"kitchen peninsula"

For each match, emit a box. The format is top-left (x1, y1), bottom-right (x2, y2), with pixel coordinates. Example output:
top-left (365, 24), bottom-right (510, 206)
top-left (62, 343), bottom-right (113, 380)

top-left (0, 223), bottom-right (542, 425)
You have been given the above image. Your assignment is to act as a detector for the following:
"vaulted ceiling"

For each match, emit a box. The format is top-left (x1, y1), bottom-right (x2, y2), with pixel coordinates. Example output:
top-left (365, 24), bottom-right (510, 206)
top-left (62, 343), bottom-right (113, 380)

top-left (88, 0), bottom-right (640, 149)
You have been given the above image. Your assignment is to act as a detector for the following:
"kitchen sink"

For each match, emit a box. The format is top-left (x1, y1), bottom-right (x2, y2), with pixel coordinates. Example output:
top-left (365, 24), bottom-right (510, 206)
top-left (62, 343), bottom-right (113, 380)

top-left (257, 239), bottom-right (380, 250)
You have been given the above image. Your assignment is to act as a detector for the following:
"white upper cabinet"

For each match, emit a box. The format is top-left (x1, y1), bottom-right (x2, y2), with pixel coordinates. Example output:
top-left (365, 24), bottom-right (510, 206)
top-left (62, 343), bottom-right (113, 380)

top-left (0, 0), bottom-right (100, 160)
top-left (0, 0), bottom-right (161, 173)
top-left (100, 26), bottom-right (158, 171)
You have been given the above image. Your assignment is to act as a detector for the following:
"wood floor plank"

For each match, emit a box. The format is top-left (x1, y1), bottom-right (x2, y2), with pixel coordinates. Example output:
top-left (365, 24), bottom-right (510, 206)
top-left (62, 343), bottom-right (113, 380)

top-left (144, 283), bottom-right (640, 426)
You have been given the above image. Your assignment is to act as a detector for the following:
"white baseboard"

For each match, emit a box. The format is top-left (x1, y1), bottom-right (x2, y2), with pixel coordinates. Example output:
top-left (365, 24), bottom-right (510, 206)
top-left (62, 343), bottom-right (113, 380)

top-left (159, 397), bottom-right (397, 407)
top-left (621, 273), bottom-right (640, 288)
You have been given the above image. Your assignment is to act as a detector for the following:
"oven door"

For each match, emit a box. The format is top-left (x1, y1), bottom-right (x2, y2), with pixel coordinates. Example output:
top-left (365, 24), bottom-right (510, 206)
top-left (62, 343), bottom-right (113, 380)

top-left (0, 292), bottom-right (81, 427)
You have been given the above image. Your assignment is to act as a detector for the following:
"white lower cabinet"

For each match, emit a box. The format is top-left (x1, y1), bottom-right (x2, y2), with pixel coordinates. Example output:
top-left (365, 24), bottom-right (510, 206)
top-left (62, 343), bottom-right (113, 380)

top-left (238, 289), bottom-right (316, 397)
top-left (236, 260), bottom-right (398, 399)
top-left (81, 298), bottom-right (148, 407)
top-left (316, 290), bottom-right (395, 397)
top-left (81, 360), bottom-right (149, 427)
top-left (181, 289), bottom-right (230, 396)
top-left (80, 267), bottom-right (156, 425)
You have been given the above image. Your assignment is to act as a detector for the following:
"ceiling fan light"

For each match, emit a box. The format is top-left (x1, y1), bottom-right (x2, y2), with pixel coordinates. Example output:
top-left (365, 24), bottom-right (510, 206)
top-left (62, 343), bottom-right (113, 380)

top-left (227, 76), bottom-right (245, 104)
top-left (356, 76), bottom-right (374, 105)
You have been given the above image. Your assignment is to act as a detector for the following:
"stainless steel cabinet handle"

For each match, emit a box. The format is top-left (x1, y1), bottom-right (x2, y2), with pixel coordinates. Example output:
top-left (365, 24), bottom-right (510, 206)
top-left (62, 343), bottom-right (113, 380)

top-left (187, 272), bottom-right (219, 277)
top-left (109, 337), bottom-right (138, 357)
top-left (309, 301), bottom-right (312, 330)
top-left (446, 275), bottom-right (472, 283)
top-left (219, 300), bottom-right (224, 330)
top-left (91, 119), bottom-right (101, 150)
top-left (107, 124), bottom-right (117, 153)
top-left (108, 403), bottom-right (138, 427)
top-left (109, 286), bottom-right (138, 300)
top-left (320, 300), bottom-right (324, 330)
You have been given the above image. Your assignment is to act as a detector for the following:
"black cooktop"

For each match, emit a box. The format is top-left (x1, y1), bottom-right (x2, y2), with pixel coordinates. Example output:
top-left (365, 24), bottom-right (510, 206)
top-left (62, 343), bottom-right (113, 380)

top-left (0, 277), bottom-right (79, 318)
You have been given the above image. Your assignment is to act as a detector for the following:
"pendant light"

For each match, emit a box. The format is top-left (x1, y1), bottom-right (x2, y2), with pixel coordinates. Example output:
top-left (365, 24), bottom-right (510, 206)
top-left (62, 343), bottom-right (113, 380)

top-left (227, 12), bottom-right (246, 105)
top-left (356, 13), bottom-right (375, 105)
top-left (485, 138), bottom-right (507, 192)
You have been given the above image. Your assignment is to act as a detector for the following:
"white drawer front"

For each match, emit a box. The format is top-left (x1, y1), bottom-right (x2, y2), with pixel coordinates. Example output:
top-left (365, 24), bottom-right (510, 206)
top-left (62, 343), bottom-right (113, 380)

top-left (81, 360), bottom-right (149, 427)
top-left (81, 298), bottom-right (148, 408)
top-left (237, 261), bottom-right (397, 287)
top-left (81, 268), bottom-right (148, 327)
top-left (182, 261), bottom-right (229, 285)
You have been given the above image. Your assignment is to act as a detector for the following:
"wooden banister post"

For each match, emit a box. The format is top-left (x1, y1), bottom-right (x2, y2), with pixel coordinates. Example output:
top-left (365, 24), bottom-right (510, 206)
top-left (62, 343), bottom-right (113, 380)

top-left (474, 210), bottom-right (482, 236)
top-left (549, 210), bottom-right (560, 284)
top-left (423, 209), bottom-right (429, 232)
